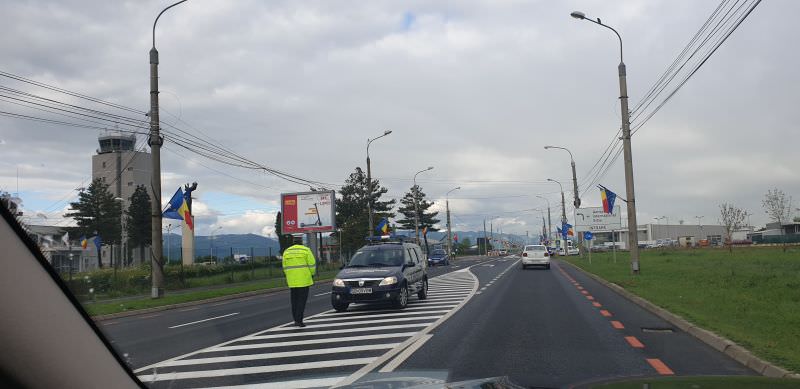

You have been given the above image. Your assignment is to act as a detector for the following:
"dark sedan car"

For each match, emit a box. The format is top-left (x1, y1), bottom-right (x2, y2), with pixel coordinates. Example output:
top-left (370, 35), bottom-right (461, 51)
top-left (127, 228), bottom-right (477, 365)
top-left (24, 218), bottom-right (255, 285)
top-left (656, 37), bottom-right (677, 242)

top-left (428, 249), bottom-right (450, 266)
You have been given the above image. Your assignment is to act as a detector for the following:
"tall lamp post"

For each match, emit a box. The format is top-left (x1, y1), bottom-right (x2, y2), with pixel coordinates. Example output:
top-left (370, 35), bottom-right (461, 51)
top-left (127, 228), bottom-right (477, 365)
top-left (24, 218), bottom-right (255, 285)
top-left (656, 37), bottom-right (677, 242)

top-left (413, 166), bottom-right (434, 242)
top-left (547, 178), bottom-right (567, 225)
top-left (446, 187), bottom-right (461, 258)
top-left (571, 10), bottom-right (640, 274)
top-left (149, 0), bottom-right (188, 298)
top-left (366, 130), bottom-right (392, 239)
top-left (544, 145), bottom-right (581, 209)
top-left (536, 195), bottom-right (553, 244)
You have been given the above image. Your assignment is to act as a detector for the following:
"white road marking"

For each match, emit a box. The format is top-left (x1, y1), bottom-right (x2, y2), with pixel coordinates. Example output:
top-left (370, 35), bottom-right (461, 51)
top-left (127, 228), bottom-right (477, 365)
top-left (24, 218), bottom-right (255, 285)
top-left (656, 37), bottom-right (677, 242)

top-left (198, 376), bottom-right (349, 389)
top-left (138, 358), bottom-right (376, 382)
top-left (303, 310), bottom-right (450, 323)
top-left (379, 334), bottom-right (433, 372)
top-left (248, 324), bottom-right (429, 340)
top-left (223, 332), bottom-right (419, 350)
top-left (313, 291), bottom-right (332, 297)
top-left (161, 343), bottom-right (400, 367)
top-left (168, 313), bottom-right (239, 329)
top-left (263, 315), bottom-right (443, 331)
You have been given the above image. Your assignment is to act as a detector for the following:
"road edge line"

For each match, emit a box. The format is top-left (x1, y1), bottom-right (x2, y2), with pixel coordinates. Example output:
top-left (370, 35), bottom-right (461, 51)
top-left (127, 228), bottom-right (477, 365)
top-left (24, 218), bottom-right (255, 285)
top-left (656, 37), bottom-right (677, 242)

top-left (378, 334), bottom-right (433, 373)
top-left (332, 264), bottom-right (483, 387)
top-left (558, 259), bottom-right (797, 379)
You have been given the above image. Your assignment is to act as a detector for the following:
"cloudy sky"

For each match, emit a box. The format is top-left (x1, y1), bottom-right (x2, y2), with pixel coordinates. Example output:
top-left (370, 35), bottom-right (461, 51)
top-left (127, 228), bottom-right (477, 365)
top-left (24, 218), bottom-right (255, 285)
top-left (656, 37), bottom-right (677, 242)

top-left (1, 0), bottom-right (797, 237)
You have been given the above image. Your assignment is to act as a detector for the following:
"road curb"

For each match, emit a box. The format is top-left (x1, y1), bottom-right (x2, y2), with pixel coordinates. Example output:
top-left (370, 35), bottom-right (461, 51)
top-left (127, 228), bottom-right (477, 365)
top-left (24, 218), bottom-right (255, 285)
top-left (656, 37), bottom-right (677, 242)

top-left (93, 280), bottom-right (333, 322)
top-left (559, 260), bottom-right (796, 379)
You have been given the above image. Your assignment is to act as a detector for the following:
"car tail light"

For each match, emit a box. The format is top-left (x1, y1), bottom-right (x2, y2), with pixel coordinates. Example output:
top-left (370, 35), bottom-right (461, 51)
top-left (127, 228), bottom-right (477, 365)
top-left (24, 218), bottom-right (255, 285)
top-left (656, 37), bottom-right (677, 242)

top-left (522, 252), bottom-right (527, 257)
top-left (544, 252), bottom-right (549, 257)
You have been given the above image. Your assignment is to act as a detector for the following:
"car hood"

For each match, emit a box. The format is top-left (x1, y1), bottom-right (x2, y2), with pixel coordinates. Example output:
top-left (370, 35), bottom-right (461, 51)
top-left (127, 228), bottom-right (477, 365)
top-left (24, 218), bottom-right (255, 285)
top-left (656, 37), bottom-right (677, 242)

top-left (336, 266), bottom-right (400, 279)
top-left (341, 374), bottom-right (526, 388)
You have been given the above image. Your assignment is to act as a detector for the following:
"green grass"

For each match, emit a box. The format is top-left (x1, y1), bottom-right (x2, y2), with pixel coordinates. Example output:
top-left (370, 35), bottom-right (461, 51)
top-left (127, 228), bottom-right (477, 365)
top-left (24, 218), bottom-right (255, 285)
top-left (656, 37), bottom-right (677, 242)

top-left (566, 247), bottom-right (800, 373)
top-left (594, 376), bottom-right (800, 389)
top-left (86, 270), bottom-right (338, 317)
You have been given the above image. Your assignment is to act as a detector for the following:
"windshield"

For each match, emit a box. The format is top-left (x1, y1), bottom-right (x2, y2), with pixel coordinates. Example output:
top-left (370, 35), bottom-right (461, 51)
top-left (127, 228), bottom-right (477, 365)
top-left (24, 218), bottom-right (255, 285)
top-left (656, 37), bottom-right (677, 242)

top-left (3, 1), bottom-right (795, 388)
top-left (348, 248), bottom-right (405, 267)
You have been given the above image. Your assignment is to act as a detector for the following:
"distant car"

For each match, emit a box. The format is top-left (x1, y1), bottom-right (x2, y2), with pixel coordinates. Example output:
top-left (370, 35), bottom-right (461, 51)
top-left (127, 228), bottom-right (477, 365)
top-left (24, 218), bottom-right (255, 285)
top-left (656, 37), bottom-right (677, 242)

top-left (499, 250), bottom-right (508, 255)
top-left (521, 245), bottom-right (550, 269)
top-left (233, 254), bottom-right (251, 263)
top-left (567, 247), bottom-right (579, 256)
top-left (428, 249), bottom-right (449, 266)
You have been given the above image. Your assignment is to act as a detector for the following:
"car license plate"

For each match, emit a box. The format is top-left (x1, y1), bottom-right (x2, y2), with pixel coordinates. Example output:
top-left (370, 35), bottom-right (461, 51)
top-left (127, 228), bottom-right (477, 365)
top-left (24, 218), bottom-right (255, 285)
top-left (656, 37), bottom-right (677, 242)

top-left (350, 287), bottom-right (372, 294)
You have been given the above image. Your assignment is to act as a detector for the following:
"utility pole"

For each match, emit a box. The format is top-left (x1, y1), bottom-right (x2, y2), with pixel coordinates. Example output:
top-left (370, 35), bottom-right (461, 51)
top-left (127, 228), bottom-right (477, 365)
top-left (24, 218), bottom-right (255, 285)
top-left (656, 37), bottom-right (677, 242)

top-left (148, 0), bottom-right (186, 298)
top-left (446, 187), bottom-right (460, 259)
top-left (412, 166), bottom-right (434, 242)
top-left (571, 10), bottom-right (639, 274)
top-left (483, 218), bottom-right (487, 256)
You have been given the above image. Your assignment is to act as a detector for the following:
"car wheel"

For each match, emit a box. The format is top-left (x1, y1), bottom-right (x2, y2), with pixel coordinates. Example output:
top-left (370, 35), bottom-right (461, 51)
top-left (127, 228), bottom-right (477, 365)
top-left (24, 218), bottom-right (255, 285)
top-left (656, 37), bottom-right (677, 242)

top-left (332, 300), bottom-right (349, 312)
top-left (395, 284), bottom-right (409, 309)
top-left (417, 278), bottom-right (428, 300)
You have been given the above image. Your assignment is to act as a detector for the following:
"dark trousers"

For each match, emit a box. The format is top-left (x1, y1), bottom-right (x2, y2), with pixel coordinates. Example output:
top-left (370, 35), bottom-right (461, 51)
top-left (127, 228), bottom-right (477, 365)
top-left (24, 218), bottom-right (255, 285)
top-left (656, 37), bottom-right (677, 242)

top-left (290, 286), bottom-right (310, 324)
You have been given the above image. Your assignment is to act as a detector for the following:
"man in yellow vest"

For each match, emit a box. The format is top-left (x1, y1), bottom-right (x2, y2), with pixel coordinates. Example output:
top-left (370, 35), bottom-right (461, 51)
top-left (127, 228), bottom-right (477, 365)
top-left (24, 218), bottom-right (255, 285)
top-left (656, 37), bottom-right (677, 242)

top-left (282, 236), bottom-right (316, 327)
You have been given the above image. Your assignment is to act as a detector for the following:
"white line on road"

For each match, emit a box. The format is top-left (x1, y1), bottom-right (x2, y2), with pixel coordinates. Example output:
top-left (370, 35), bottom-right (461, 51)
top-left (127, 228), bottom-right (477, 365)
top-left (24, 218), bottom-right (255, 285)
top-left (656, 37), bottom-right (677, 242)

top-left (162, 343), bottom-right (400, 367)
top-left (222, 332), bottom-right (418, 350)
top-left (248, 324), bottom-right (428, 340)
top-left (313, 291), bottom-right (332, 297)
top-left (303, 310), bottom-right (450, 323)
top-left (198, 375), bottom-right (349, 389)
top-left (138, 357), bottom-right (376, 382)
top-left (379, 334), bottom-right (432, 373)
top-left (168, 313), bottom-right (239, 329)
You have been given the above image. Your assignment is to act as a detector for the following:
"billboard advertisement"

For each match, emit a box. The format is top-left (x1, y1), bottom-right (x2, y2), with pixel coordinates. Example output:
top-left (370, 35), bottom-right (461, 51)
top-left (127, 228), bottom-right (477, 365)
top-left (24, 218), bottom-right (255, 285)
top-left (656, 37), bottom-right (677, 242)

top-left (575, 205), bottom-right (622, 232)
top-left (281, 191), bottom-right (336, 234)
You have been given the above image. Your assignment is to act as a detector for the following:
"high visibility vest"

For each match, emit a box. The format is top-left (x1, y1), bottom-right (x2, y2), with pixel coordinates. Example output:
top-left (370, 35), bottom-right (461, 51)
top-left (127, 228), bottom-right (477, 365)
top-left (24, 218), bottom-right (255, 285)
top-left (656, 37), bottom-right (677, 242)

top-left (282, 244), bottom-right (316, 288)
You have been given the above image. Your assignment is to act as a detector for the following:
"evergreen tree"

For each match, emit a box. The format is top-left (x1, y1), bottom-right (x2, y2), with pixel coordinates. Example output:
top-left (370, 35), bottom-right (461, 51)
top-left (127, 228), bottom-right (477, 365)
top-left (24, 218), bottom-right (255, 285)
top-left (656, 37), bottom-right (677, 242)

top-left (126, 185), bottom-right (151, 266)
top-left (396, 185), bottom-right (440, 232)
top-left (64, 178), bottom-right (122, 268)
top-left (335, 167), bottom-right (395, 255)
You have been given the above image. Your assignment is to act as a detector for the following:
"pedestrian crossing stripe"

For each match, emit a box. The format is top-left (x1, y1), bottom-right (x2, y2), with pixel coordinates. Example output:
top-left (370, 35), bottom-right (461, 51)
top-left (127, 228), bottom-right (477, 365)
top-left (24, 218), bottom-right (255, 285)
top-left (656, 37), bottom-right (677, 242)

top-left (135, 271), bottom-right (477, 388)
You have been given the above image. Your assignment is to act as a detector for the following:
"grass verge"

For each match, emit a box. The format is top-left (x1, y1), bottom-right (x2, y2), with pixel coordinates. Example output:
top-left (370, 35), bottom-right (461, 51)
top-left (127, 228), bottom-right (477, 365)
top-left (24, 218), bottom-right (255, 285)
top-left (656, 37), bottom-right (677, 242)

top-left (86, 270), bottom-right (338, 317)
top-left (593, 375), bottom-right (800, 389)
top-left (566, 246), bottom-right (800, 373)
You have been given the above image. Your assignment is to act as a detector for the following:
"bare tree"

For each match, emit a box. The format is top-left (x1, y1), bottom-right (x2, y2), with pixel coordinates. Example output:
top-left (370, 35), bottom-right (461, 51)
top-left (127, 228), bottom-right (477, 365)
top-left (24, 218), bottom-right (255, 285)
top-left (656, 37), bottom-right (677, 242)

top-left (719, 203), bottom-right (745, 253)
top-left (762, 188), bottom-right (793, 251)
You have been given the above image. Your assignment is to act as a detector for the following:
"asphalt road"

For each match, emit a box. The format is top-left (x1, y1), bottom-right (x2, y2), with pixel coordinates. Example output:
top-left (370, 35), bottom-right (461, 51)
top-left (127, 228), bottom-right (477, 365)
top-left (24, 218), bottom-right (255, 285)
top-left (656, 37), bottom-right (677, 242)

top-left (97, 256), bottom-right (488, 373)
top-left (100, 255), bottom-right (756, 388)
top-left (389, 256), bottom-right (754, 388)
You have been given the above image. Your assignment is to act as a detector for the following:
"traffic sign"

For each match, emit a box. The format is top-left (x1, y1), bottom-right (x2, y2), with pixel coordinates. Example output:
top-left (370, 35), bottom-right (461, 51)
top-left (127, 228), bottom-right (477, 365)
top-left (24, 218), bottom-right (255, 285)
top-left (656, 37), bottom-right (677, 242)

top-left (584, 231), bottom-right (593, 241)
top-left (575, 206), bottom-right (622, 232)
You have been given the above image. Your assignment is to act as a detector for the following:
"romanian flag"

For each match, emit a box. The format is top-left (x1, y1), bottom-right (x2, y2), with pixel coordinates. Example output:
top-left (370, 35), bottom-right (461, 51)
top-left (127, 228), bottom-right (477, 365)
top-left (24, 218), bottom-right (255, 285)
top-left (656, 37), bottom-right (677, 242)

top-left (598, 185), bottom-right (617, 214)
top-left (376, 218), bottom-right (389, 235)
top-left (566, 223), bottom-right (574, 236)
top-left (80, 235), bottom-right (88, 250)
top-left (163, 187), bottom-right (194, 230)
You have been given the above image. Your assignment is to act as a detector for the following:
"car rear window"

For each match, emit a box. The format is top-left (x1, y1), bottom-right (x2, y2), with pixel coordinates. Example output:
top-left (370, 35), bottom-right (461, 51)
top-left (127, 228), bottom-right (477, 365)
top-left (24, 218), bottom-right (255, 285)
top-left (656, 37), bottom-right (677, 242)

top-left (525, 245), bottom-right (546, 251)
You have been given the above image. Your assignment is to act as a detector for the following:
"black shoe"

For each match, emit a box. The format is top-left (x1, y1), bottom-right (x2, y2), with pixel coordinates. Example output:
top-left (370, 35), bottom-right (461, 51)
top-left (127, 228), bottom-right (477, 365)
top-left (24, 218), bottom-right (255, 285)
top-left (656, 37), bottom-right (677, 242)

top-left (298, 322), bottom-right (306, 327)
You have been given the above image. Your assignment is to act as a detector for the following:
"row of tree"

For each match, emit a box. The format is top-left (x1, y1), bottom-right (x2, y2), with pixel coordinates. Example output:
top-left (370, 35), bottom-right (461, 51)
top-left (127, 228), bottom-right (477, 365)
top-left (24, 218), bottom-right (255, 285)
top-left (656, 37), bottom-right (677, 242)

top-left (64, 178), bottom-right (152, 267)
top-left (275, 167), bottom-right (442, 255)
top-left (719, 188), bottom-right (794, 252)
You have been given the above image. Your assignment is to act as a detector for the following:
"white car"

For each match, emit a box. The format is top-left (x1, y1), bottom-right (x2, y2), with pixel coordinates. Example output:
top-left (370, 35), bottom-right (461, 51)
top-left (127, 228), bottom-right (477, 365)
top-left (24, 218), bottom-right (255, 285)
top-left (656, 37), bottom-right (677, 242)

top-left (567, 247), bottom-right (580, 256)
top-left (521, 244), bottom-right (550, 270)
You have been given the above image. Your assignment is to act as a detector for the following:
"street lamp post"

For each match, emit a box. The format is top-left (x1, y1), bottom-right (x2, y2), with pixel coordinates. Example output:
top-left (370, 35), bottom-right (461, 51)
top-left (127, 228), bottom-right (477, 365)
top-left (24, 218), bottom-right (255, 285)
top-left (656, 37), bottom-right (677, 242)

top-left (547, 178), bottom-right (567, 224)
top-left (366, 130), bottom-right (392, 239)
top-left (571, 10), bottom-right (640, 274)
top-left (149, 0), bottom-right (188, 298)
top-left (412, 166), bottom-right (434, 242)
top-left (165, 223), bottom-right (173, 264)
top-left (544, 146), bottom-right (581, 209)
top-left (446, 187), bottom-right (461, 259)
top-left (536, 195), bottom-right (553, 244)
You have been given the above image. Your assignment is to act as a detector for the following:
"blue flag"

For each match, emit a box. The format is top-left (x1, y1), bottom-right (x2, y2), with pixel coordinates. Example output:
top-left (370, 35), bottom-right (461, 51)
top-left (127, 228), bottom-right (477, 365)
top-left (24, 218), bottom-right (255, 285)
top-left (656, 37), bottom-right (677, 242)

top-left (376, 218), bottom-right (389, 235)
top-left (93, 235), bottom-right (102, 251)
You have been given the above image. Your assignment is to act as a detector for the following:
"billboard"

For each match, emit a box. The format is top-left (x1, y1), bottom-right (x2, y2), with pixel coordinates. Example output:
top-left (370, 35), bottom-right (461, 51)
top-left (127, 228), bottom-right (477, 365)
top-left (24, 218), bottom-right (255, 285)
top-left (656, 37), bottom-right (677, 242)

top-left (575, 206), bottom-right (622, 232)
top-left (281, 191), bottom-right (336, 234)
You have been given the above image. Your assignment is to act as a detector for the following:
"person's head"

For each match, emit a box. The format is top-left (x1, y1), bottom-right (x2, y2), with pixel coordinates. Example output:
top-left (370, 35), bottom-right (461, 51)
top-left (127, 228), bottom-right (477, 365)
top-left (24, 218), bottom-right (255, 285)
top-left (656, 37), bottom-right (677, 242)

top-left (292, 235), bottom-right (304, 246)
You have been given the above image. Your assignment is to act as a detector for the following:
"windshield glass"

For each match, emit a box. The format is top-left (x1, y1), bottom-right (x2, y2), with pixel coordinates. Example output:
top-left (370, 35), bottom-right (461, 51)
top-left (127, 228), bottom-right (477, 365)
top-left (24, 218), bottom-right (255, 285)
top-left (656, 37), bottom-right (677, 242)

top-left (3, 1), bottom-right (794, 388)
top-left (348, 248), bottom-right (405, 267)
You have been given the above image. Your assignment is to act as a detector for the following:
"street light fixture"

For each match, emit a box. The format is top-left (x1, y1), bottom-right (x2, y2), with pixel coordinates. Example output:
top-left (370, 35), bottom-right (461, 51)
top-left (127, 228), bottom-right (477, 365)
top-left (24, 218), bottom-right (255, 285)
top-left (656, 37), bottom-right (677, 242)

top-left (366, 130), bottom-right (393, 239)
top-left (544, 146), bottom-right (580, 208)
top-left (149, 0), bottom-right (188, 298)
top-left (413, 166), bottom-right (434, 242)
top-left (571, 10), bottom-right (640, 274)
top-left (446, 186), bottom-right (461, 259)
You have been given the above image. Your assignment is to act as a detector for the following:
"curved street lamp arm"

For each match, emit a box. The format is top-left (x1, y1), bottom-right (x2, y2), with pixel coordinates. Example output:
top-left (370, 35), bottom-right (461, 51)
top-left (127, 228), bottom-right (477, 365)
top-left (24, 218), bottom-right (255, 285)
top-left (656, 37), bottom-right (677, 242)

top-left (153, 0), bottom-right (189, 48)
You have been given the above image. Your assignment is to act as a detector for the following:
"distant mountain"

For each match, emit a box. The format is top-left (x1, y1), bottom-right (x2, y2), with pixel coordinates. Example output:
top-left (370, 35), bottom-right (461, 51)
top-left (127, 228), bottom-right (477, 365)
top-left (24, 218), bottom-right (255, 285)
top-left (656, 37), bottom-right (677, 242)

top-left (163, 233), bottom-right (280, 258)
